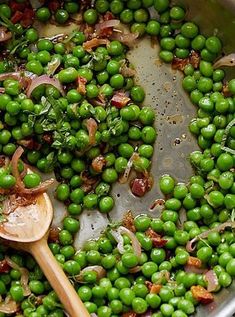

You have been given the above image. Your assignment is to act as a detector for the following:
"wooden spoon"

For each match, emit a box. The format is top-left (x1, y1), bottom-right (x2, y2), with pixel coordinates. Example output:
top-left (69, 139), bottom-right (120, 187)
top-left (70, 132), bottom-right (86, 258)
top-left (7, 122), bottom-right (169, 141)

top-left (0, 192), bottom-right (90, 317)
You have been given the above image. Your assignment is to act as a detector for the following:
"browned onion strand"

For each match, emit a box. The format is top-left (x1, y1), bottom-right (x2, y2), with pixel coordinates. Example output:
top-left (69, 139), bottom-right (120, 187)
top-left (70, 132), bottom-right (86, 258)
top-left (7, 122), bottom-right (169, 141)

top-left (186, 221), bottom-right (235, 252)
top-left (11, 146), bottom-right (54, 195)
top-left (86, 118), bottom-right (98, 145)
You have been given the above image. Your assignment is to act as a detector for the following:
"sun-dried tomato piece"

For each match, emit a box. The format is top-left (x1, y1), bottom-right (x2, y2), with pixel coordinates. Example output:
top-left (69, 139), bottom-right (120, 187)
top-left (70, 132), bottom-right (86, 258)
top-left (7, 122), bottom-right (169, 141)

top-left (48, 0), bottom-right (60, 12)
top-left (9, 0), bottom-right (26, 12)
top-left (122, 312), bottom-right (137, 317)
top-left (187, 256), bottom-right (202, 268)
top-left (0, 259), bottom-right (10, 273)
top-left (191, 285), bottom-right (214, 304)
top-left (11, 10), bottom-right (23, 23)
top-left (131, 177), bottom-right (148, 197)
top-left (42, 133), bottom-right (53, 145)
top-left (122, 211), bottom-right (136, 233)
top-left (77, 76), bottom-right (87, 95)
top-left (145, 281), bottom-right (162, 294)
top-left (92, 155), bottom-right (106, 173)
top-left (189, 50), bottom-right (200, 69)
top-left (145, 228), bottom-right (168, 247)
top-left (111, 92), bottom-right (130, 109)
top-left (172, 57), bottom-right (189, 71)
top-left (48, 227), bottom-right (61, 243)
top-left (21, 8), bottom-right (35, 28)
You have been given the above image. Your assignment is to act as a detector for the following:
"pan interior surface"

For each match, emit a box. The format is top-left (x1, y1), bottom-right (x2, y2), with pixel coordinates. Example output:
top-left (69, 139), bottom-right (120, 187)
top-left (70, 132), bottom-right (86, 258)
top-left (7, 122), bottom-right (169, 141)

top-left (36, 1), bottom-right (235, 316)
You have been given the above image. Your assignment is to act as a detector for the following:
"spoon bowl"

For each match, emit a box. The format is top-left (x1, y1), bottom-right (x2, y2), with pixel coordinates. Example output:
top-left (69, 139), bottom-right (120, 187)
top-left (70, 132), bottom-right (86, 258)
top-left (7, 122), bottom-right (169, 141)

top-left (0, 192), bottom-right (89, 317)
top-left (0, 193), bottom-right (52, 243)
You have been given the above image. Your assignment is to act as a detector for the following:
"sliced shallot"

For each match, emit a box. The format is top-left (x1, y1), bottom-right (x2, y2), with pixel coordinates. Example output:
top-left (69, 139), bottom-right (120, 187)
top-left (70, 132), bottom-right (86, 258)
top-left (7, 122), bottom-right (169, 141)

top-left (26, 74), bottom-right (65, 98)
top-left (213, 53), bottom-right (235, 68)
top-left (110, 229), bottom-right (125, 254)
top-left (5, 257), bottom-right (30, 296)
top-left (186, 221), bottom-right (235, 252)
top-left (11, 146), bottom-right (54, 195)
top-left (0, 27), bottom-right (12, 42)
top-left (95, 19), bottom-right (120, 33)
top-left (118, 226), bottom-right (141, 258)
top-left (0, 296), bottom-right (18, 314)
top-left (74, 266), bottom-right (106, 283)
top-left (111, 31), bottom-right (139, 47)
top-left (204, 270), bottom-right (219, 292)
top-left (119, 153), bottom-right (139, 184)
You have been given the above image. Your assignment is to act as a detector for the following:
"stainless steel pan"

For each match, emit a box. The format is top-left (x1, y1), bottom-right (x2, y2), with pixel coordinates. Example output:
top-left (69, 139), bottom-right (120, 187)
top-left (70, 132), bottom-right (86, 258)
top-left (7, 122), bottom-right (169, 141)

top-left (46, 1), bottom-right (235, 315)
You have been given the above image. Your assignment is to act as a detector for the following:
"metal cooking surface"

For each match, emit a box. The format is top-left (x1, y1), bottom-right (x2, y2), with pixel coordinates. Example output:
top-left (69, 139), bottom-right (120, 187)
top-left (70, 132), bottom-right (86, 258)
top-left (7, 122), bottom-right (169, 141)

top-left (43, 0), bottom-right (235, 316)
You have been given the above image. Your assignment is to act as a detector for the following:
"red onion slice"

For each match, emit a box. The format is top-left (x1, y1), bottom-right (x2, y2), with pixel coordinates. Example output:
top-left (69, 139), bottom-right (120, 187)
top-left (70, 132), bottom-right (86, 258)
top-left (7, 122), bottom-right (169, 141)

top-left (95, 19), bottom-right (120, 33)
top-left (5, 257), bottom-right (30, 296)
top-left (213, 53), bottom-right (235, 68)
top-left (184, 264), bottom-right (207, 274)
top-left (204, 270), bottom-right (219, 292)
top-left (74, 266), bottom-right (106, 283)
top-left (110, 229), bottom-right (125, 254)
top-left (0, 296), bottom-right (18, 314)
top-left (0, 27), bottom-right (12, 42)
top-left (186, 221), bottom-right (235, 252)
top-left (118, 226), bottom-right (142, 259)
top-left (119, 153), bottom-right (139, 184)
top-left (111, 31), bottom-right (139, 47)
top-left (11, 146), bottom-right (54, 195)
top-left (26, 74), bottom-right (65, 98)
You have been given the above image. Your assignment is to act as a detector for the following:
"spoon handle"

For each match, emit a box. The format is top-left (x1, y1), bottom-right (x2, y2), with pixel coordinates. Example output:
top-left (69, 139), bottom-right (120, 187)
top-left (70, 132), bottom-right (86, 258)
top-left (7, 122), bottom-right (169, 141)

top-left (28, 237), bottom-right (90, 317)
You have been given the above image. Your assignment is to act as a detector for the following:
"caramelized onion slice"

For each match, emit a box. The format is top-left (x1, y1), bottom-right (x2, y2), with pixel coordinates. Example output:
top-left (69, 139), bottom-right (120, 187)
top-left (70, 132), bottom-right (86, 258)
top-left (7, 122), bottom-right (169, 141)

top-left (86, 118), bottom-right (98, 145)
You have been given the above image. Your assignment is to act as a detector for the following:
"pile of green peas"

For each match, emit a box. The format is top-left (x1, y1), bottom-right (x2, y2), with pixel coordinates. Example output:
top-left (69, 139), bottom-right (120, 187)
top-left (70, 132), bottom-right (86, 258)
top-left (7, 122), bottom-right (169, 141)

top-left (59, 209), bottom-right (235, 317)
top-left (0, 9), bottom-right (157, 216)
top-left (0, 0), bottom-right (234, 316)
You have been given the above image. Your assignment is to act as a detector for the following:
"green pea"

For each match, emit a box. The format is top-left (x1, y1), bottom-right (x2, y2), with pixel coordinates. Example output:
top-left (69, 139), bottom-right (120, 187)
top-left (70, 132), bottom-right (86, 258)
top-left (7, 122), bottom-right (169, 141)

top-left (36, 7), bottom-right (51, 22)
top-left (58, 67), bottom-right (78, 84)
